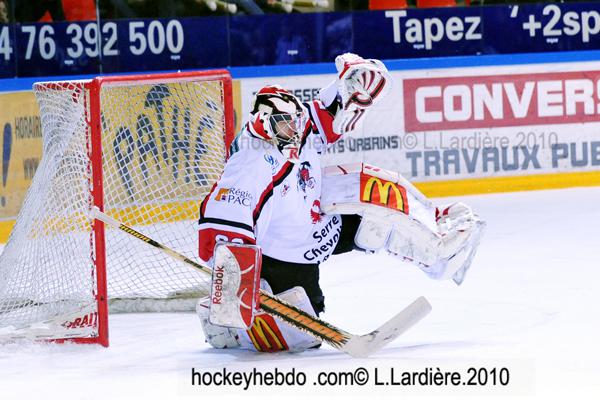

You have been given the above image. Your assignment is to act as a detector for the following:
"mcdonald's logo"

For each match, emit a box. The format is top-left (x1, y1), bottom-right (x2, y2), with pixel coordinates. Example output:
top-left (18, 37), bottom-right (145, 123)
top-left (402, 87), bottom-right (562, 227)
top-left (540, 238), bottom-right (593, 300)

top-left (360, 174), bottom-right (409, 214)
top-left (247, 314), bottom-right (289, 352)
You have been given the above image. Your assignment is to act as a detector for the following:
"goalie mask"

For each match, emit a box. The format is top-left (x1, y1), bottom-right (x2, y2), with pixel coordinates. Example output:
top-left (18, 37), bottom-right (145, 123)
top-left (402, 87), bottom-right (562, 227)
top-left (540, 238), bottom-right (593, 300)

top-left (248, 85), bottom-right (308, 149)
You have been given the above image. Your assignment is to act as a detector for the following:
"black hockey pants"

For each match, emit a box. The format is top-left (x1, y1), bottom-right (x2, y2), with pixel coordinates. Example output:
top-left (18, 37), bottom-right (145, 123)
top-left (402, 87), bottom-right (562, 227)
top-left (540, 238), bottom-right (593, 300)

top-left (260, 214), bottom-right (361, 315)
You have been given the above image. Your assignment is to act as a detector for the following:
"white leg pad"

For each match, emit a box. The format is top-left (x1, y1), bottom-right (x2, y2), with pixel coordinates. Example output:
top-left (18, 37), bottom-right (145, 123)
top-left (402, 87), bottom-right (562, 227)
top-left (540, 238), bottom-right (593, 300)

top-left (320, 163), bottom-right (485, 283)
top-left (197, 280), bottom-right (321, 352)
top-left (197, 297), bottom-right (241, 349)
top-left (238, 282), bottom-right (322, 353)
top-left (385, 214), bottom-right (442, 267)
top-left (415, 203), bottom-right (486, 282)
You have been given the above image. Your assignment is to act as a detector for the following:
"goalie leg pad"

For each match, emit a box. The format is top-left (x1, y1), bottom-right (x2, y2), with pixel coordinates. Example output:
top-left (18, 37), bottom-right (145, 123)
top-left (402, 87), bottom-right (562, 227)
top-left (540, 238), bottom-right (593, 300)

top-left (199, 279), bottom-right (322, 353)
top-left (415, 203), bottom-right (486, 283)
top-left (321, 163), bottom-right (485, 283)
top-left (321, 163), bottom-right (441, 264)
top-left (385, 216), bottom-right (442, 267)
top-left (209, 242), bottom-right (262, 329)
top-left (197, 298), bottom-right (241, 349)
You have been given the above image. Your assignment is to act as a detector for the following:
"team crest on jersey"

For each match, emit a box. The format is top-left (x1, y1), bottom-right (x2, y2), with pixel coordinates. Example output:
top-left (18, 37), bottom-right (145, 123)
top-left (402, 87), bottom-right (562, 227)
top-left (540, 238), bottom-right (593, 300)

top-left (297, 161), bottom-right (315, 199)
top-left (264, 154), bottom-right (280, 174)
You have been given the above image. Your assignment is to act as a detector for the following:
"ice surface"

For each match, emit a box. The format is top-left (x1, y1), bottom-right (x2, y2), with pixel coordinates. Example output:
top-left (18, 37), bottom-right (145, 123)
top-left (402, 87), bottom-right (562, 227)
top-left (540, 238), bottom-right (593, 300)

top-left (1, 187), bottom-right (600, 399)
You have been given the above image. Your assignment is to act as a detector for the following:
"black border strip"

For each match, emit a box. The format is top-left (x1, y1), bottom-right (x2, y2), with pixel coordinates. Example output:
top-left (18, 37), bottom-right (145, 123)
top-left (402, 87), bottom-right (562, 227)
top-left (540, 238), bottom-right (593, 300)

top-left (198, 217), bottom-right (254, 234)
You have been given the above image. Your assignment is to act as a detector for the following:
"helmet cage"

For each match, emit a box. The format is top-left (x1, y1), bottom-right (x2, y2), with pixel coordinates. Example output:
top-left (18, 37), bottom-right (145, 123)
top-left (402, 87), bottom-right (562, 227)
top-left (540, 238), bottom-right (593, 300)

top-left (268, 111), bottom-right (307, 147)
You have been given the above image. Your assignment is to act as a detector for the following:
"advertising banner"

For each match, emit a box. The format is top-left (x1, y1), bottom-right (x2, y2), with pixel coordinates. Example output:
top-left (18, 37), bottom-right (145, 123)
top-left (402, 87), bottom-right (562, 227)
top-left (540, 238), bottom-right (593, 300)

top-left (0, 23), bottom-right (15, 78)
top-left (5, 17), bottom-right (229, 77)
top-left (2, 58), bottom-right (600, 241)
top-left (0, 91), bottom-right (42, 226)
top-left (4, 3), bottom-right (600, 78)
top-left (238, 62), bottom-right (600, 185)
top-left (354, 3), bottom-right (600, 60)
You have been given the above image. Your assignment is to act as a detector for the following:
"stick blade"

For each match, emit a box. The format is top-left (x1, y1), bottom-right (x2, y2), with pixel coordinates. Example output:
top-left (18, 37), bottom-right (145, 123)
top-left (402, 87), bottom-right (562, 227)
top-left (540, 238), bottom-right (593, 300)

top-left (341, 296), bottom-right (432, 358)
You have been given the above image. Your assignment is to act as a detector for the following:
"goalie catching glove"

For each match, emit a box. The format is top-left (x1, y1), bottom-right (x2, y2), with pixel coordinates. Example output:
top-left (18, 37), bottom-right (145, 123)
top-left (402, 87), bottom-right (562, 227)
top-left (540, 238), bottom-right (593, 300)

top-left (335, 53), bottom-right (391, 111)
top-left (318, 53), bottom-right (391, 136)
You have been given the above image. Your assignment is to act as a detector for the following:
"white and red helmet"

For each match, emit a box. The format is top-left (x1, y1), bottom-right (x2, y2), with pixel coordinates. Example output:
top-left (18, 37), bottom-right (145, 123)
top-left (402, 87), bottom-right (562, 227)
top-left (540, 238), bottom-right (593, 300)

top-left (247, 85), bottom-right (307, 147)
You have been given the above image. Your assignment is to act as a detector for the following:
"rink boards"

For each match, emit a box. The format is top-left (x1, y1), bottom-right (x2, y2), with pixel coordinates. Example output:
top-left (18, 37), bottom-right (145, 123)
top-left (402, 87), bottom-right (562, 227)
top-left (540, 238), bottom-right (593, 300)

top-left (1, 52), bottom-right (600, 241)
top-left (239, 59), bottom-right (600, 197)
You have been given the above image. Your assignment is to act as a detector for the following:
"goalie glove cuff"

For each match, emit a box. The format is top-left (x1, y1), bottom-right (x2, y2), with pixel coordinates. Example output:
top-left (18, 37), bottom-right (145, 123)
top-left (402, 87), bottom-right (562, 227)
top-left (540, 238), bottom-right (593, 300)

top-left (319, 80), bottom-right (343, 119)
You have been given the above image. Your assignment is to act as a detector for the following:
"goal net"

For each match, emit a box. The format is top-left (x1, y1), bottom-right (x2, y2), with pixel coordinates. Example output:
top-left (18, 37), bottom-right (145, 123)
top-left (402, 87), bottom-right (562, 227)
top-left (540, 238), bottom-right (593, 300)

top-left (0, 70), bottom-right (234, 345)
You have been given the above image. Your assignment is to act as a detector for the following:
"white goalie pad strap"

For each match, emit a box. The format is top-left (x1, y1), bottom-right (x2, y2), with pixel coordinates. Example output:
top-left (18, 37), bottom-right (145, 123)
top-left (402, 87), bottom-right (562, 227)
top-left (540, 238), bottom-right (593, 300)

top-left (209, 243), bottom-right (262, 329)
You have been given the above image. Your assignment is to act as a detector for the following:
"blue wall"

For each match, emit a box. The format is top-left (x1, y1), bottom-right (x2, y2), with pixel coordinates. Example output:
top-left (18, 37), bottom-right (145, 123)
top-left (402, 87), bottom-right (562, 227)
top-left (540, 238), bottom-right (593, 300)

top-left (1, 49), bottom-right (600, 93)
top-left (2, 2), bottom-right (600, 80)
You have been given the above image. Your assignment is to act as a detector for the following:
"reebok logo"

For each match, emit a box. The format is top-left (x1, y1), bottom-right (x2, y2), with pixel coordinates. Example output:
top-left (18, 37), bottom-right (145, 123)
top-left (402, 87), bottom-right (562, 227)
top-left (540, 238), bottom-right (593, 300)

top-left (212, 265), bottom-right (225, 305)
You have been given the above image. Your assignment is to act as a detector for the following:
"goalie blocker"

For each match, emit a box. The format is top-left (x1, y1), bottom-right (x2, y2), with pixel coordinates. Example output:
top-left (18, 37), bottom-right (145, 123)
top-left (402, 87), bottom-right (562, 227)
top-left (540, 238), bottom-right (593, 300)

top-left (208, 243), bottom-right (262, 329)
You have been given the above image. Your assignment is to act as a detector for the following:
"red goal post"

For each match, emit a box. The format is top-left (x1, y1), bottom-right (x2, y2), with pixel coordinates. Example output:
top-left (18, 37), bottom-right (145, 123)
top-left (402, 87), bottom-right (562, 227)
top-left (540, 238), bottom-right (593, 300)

top-left (0, 70), bottom-right (234, 347)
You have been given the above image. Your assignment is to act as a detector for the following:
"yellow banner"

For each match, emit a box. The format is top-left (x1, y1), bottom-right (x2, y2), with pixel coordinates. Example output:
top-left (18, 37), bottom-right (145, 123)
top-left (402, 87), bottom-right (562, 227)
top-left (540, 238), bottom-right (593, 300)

top-left (99, 80), bottom-right (226, 212)
top-left (0, 92), bottom-right (43, 232)
top-left (0, 79), bottom-right (242, 243)
top-left (233, 79), bottom-right (242, 134)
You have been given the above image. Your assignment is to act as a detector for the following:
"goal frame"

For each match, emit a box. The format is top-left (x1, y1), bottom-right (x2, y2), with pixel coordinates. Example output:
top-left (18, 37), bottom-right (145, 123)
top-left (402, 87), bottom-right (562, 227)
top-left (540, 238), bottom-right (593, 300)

top-left (54, 70), bottom-right (234, 347)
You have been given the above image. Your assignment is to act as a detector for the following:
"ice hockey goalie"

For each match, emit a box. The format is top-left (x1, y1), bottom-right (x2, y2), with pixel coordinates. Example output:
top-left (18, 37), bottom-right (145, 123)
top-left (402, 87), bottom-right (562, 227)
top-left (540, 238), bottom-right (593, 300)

top-left (196, 53), bottom-right (485, 353)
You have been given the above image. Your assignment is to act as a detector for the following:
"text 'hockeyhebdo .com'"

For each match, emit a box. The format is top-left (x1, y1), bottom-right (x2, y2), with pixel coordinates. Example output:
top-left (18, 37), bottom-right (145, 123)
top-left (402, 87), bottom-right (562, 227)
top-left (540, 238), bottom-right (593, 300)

top-left (179, 361), bottom-right (535, 396)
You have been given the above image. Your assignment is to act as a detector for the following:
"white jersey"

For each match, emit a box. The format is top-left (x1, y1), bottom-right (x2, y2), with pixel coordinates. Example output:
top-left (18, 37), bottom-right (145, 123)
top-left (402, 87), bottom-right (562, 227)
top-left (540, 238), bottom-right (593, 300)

top-left (199, 100), bottom-right (343, 264)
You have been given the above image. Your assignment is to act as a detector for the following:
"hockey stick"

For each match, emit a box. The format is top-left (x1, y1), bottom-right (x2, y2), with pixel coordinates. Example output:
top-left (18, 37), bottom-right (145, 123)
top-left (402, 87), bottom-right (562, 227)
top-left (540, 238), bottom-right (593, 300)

top-left (92, 207), bottom-right (432, 357)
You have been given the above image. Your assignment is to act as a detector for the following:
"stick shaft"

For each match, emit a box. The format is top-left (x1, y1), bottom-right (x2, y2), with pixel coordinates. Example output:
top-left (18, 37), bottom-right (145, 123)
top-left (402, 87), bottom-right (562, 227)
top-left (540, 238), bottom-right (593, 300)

top-left (94, 209), bottom-right (212, 275)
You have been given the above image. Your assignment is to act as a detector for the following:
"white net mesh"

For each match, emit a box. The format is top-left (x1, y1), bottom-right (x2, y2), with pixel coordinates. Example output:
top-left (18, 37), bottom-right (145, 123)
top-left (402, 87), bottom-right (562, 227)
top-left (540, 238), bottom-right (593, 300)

top-left (0, 73), bottom-right (230, 341)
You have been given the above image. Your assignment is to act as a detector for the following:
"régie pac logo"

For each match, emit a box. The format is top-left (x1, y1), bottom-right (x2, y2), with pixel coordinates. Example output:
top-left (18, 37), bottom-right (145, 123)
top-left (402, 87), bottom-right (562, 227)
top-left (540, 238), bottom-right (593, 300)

top-left (214, 187), bottom-right (253, 207)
